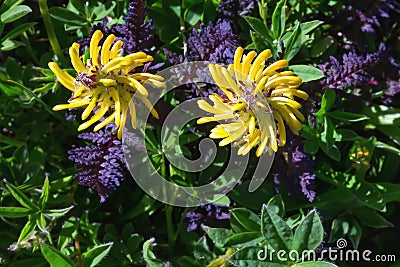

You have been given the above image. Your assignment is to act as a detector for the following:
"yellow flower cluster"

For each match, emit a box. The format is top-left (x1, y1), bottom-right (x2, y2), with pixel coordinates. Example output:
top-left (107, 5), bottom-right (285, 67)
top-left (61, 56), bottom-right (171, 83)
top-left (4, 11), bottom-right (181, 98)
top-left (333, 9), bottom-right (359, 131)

top-left (197, 47), bottom-right (307, 156)
top-left (49, 30), bottom-right (165, 139)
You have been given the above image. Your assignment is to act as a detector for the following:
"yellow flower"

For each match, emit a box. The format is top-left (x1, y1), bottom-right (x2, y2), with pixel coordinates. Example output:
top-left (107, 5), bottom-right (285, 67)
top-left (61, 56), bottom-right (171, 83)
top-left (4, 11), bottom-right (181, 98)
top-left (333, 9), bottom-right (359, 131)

top-left (49, 30), bottom-right (165, 139)
top-left (197, 47), bottom-right (307, 156)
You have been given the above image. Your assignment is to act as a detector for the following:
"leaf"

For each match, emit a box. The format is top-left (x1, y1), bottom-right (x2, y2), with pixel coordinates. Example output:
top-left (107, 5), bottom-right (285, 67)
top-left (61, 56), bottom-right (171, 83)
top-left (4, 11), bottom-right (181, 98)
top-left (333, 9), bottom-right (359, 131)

top-left (0, 39), bottom-right (24, 51)
top-left (245, 16), bottom-right (270, 37)
top-left (70, 0), bottom-right (86, 14)
top-left (355, 209), bottom-right (393, 228)
top-left (310, 36), bottom-right (336, 58)
top-left (328, 111), bottom-right (369, 122)
top-left (363, 105), bottom-right (400, 126)
top-left (284, 22), bottom-right (302, 60)
top-left (289, 65), bottom-right (324, 82)
top-left (231, 208), bottom-right (261, 232)
top-left (82, 242), bottom-right (113, 267)
top-left (272, 0), bottom-right (286, 39)
top-left (0, 22), bottom-right (36, 43)
top-left (184, 3), bottom-right (203, 26)
top-left (48, 7), bottom-right (87, 26)
top-left (6, 182), bottom-right (39, 211)
top-left (202, 226), bottom-right (233, 247)
top-left (143, 239), bottom-right (164, 267)
top-left (1, 5), bottom-right (32, 23)
top-left (38, 177), bottom-right (49, 209)
top-left (261, 205), bottom-right (293, 251)
top-left (0, 80), bottom-right (22, 96)
top-left (304, 139), bottom-right (319, 154)
top-left (375, 141), bottom-right (400, 156)
top-left (348, 219), bottom-right (362, 249)
top-left (18, 217), bottom-right (37, 243)
top-left (315, 88), bottom-right (336, 117)
top-left (0, 206), bottom-right (33, 218)
top-left (224, 232), bottom-right (264, 247)
top-left (300, 20), bottom-right (323, 35)
top-left (266, 194), bottom-right (285, 217)
top-left (292, 210), bottom-right (324, 253)
top-left (41, 245), bottom-right (74, 267)
top-left (336, 129), bottom-right (359, 142)
top-left (322, 117), bottom-right (336, 149)
top-left (44, 206), bottom-right (74, 217)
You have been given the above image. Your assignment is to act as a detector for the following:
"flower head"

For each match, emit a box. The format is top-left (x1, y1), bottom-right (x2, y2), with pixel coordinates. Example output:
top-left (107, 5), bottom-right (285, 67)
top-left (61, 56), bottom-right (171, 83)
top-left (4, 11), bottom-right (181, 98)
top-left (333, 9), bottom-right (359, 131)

top-left (197, 47), bottom-right (307, 156)
top-left (49, 30), bottom-right (165, 139)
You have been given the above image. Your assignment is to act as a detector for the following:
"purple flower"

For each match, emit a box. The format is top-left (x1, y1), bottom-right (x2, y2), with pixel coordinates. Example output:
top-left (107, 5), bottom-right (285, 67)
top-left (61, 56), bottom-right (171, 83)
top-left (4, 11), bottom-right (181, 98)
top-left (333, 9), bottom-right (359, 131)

top-left (78, 0), bottom-right (157, 55)
top-left (299, 173), bottom-right (316, 202)
top-left (68, 124), bottom-right (143, 202)
top-left (217, 0), bottom-right (256, 25)
top-left (319, 43), bottom-right (385, 90)
top-left (185, 204), bottom-right (230, 231)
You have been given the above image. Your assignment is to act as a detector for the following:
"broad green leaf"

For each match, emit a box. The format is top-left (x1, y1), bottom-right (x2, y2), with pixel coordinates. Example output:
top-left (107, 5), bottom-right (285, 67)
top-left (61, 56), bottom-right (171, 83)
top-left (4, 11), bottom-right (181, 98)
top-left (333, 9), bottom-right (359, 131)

top-left (224, 232), bottom-right (264, 247)
top-left (292, 210), bottom-right (324, 253)
top-left (289, 65), bottom-right (324, 82)
top-left (202, 226), bottom-right (233, 247)
top-left (261, 205), bottom-right (293, 251)
top-left (304, 139), bottom-right (319, 154)
top-left (0, 206), bottom-right (33, 218)
top-left (0, 0), bottom-right (24, 13)
top-left (70, 0), bottom-right (86, 14)
top-left (41, 245), bottom-right (74, 267)
top-left (82, 242), bottom-right (113, 267)
top-left (355, 209), bottom-right (393, 228)
top-left (0, 5), bottom-right (32, 23)
top-left (38, 177), bottom-right (49, 209)
top-left (6, 182), bottom-right (39, 211)
top-left (328, 111), bottom-right (369, 122)
top-left (322, 117), bottom-right (336, 149)
top-left (231, 208), bottom-right (261, 232)
top-left (93, 2), bottom-right (116, 20)
top-left (48, 7), bottom-right (87, 26)
top-left (272, 0), bottom-right (286, 39)
top-left (266, 194), bottom-right (285, 217)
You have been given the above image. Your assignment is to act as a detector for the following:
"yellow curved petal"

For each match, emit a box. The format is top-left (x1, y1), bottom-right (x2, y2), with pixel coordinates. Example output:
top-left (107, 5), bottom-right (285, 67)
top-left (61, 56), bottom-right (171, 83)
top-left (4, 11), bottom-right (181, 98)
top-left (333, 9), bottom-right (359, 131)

top-left (101, 34), bottom-right (116, 65)
top-left (69, 45), bottom-right (85, 72)
top-left (48, 62), bottom-right (75, 91)
top-left (90, 30), bottom-right (103, 66)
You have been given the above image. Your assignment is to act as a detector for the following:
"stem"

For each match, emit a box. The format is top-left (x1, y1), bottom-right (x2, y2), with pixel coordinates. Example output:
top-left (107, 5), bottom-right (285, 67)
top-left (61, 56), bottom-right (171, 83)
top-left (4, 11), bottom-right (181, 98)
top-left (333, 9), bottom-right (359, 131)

top-left (161, 154), bottom-right (175, 253)
top-left (75, 237), bottom-right (83, 267)
top-left (38, 0), bottom-right (68, 67)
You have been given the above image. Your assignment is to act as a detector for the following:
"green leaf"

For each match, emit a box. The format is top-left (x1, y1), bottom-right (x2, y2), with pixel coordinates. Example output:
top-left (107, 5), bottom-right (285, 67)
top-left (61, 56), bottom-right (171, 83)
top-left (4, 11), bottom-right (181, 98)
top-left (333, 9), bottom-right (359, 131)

top-left (375, 141), bottom-right (400, 156)
top-left (355, 209), bottom-right (393, 228)
top-left (310, 36), bottom-right (336, 58)
top-left (272, 0), bottom-right (286, 39)
top-left (291, 210), bottom-right (324, 253)
top-left (289, 65), bottom-right (324, 82)
top-left (0, 0), bottom-right (24, 13)
top-left (319, 143), bottom-right (341, 161)
top-left (0, 80), bottom-right (22, 96)
top-left (1, 5), bottom-right (32, 23)
top-left (0, 206), bottom-right (33, 218)
top-left (315, 88), bottom-right (336, 117)
top-left (348, 219), bottom-right (362, 249)
top-left (6, 182), bottom-right (39, 211)
top-left (245, 16), bottom-right (270, 37)
top-left (48, 7), bottom-right (87, 26)
top-left (202, 226), bottom-right (233, 247)
top-left (82, 242), bottom-right (113, 267)
top-left (231, 208), bottom-right (261, 232)
top-left (293, 261), bottom-right (338, 267)
top-left (38, 177), bottom-right (49, 209)
top-left (1, 39), bottom-right (24, 51)
top-left (322, 117), bottom-right (336, 149)
top-left (0, 22), bottom-right (36, 43)
top-left (336, 129), bottom-right (359, 142)
top-left (300, 20), bottom-right (323, 35)
top-left (143, 239), bottom-right (164, 267)
top-left (184, 3), bottom-right (203, 26)
top-left (18, 217), bottom-right (37, 243)
top-left (93, 2), bottom-right (116, 20)
top-left (304, 139), bottom-right (319, 154)
top-left (44, 206), bottom-right (74, 217)
top-left (224, 232), bottom-right (264, 247)
top-left (70, 0), bottom-right (86, 14)
top-left (328, 111), bottom-right (369, 122)
top-left (41, 245), bottom-right (74, 267)
top-left (363, 105), bottom-right (400, 126)
top-left (266, 194), bottom-right (285, 217)
top-left (284, 22), bottom-right (302, 60)
top-left (261, 205), bottom-right (293, 251)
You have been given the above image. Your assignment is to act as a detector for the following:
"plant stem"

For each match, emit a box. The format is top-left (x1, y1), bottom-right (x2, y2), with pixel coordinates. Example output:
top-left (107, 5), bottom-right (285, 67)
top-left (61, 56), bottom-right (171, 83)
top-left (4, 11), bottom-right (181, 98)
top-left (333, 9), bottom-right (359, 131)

top-left (38, 0), bottom-right (68, 67)
top-left (161, 154), bottom-right (175, 253)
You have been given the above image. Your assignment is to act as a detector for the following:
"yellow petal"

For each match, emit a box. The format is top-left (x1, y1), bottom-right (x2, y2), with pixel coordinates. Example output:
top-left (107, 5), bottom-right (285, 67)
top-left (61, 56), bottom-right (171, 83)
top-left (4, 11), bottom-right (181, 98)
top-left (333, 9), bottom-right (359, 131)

top-left (69, 45), bottom-right (85, 72)
top-left (93, 112), bottom-right (116, 132)
top-left (48, 62), bottom-right (75, 91)
top-left (262, 59), bottom-right (289, 76)
top-left (90, 30), bottom-right (103, 66)
top-left (110, 40), bottom-right (124, 59)
top-left (101, 34), bottom-right (116, 65)
top-left (249, 49), bottom-right (272, 81)
top-left (241, 51), bottom-right (257, 77)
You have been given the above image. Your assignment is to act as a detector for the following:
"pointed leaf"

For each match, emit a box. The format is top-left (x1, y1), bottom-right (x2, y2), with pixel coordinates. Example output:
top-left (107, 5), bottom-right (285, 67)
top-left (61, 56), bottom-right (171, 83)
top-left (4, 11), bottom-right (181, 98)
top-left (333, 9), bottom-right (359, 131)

top-left (82, 242), bottom-right (113, 267)
top-left (224, 232), bottom-right (264, 247)
top-left (0, 206), bottom-right (33, 218)
top-left (6, 183), bottom-right (39, 211)
top-left (231, 208), bottom-right (261, 232)
top-left (41, 245), bottom-right (74, 267)
top-left (292, 210), bottom-right (324, 253)
top-left (1, 5), bottom-right (32, 23)
top-left (289, 65), bottom-right (324, 82)
top-left (18, 217), bottom-right (37, 243)
top-left (38, 177), bottom-right (49, 209)
top-left (261, 205), bottom-right (293, 251)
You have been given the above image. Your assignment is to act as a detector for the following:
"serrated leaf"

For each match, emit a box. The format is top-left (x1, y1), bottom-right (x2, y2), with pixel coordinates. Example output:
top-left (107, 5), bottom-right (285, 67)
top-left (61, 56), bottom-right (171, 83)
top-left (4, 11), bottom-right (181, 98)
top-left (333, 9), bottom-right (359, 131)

top-left (292, 210), bottom-right (324, 253)
top-left (82, 242), bottom-right (113, 267)
top-left (41, 245), bottom-right (74, 267)
top-left (289, 65), bottom-right (324, 82)
top-left (261, 205), bottom-right (293, 251)
top-left (0, 206), bottom-right (33, 218)
top-left (1, 5), bottom-right (32, 23)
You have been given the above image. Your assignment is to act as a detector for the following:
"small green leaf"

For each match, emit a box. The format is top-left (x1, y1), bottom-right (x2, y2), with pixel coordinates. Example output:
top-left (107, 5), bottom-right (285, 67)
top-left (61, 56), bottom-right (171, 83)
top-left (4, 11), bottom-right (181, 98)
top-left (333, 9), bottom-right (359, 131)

top-left (1, 5), bottom-right (32, 23)
top-left (355, 209), bottom-right (393, 228)
top-left (319, 143), bottom-right (341, 161)
top-left (267, 194), bottom-right (285, 217)
top-left (292, 210), bottom-right (324, 253)
top-left (41, 245), bottom-right (75, 267)
top-left (304, 139), bottom-right (319, 154)
top-left (18, 217), bottom-right (37, 243)
top-left (300, 20), bottom-right (323, 35)
top-left (224, 232), bottom-right (264, 247)
top-left (0, 206), bottom-right (33, 218)
top-left (0, 80), bottom-right (22, 96)
top-left (231, 208), bottom-right (261, 232)
top-left (6, 182), bottom-right (39, 211)
top-left (44, 206), bottom-right (74, 217)
top-left (336, 129), bottom-right (359, 142)
top-left (261, 205), bottom-right (293, 251)
top-left (272, 0), bottom-right (286, 39)
top-left (328, 111), bottom-right (369, 122)
top-left (38, 177), bottom-right (49, 209)
top-left (348, 219), bottom-right (362, 249)
top-left (322, 117), bottom-right (336, 149)
top-left (184, 3), bottom-right (203, 26)
top-left (375, 141), bottom-right (400, 156)
top-left (48, 7), bottom-right (87, 26)
top-left (289, 65), bottom-right (324, 82)
top-left (315, 88), bottom-right (336, 117)
top-left (82, 242), bottom-right (114, 267)
top-left (245, 16), bottom-right (270, 37)
top-left (0, 22), bottom-right (36, 43)
top-left (284, 22), bottom-right (302, 60)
